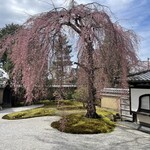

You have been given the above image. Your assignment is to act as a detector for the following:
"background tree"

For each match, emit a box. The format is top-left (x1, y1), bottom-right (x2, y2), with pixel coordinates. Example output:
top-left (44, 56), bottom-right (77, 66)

top-left (0, 1), bottom-right (138, 118)
top-left (0, 23), bottom-right (25, 106)
top-left (72, 86), bottom-right (88, 108)
top-left (49, 33), bottom-right (72, 99)
top-left (0, 23), bottom-right (20, 74)
top-left (0, 23), bottom-right (20, 39)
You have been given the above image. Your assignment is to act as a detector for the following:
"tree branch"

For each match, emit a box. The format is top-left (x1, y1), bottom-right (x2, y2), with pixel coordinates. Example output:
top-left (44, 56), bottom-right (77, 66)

top-left (62, 21), bottom-right (81, 34)
top-left (74, 62), bottom-right (89, 73)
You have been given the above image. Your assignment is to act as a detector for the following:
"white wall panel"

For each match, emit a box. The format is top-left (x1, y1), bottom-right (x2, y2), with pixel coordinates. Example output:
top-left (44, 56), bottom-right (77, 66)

top-left (131, 88), bottom-right (150, 112)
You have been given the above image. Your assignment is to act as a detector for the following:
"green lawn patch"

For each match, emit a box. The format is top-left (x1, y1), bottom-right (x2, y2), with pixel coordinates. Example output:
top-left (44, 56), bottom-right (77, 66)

top-left (51, 113), bottom-right (115, 134)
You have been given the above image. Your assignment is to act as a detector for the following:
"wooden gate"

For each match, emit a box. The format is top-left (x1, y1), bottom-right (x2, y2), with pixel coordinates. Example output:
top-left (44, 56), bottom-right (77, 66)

top-left (120, 97), bottom-right (133, 121)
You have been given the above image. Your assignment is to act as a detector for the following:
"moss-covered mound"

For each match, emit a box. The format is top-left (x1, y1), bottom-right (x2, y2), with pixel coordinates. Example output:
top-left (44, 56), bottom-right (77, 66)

top-left (2, 107), bottom-right (56, 120)
top-left (2, 100), bottom-right (83, 120)
top-left (51, 113), bottom-right (115, 134)
top-left (55, 100), bottom-right (84, 110)
top-left (35, 100), bottom-right (84, 110)
top-left (34, 100), bottom-right (57, 106)
top-left (96, 107), bottom-right (118, 120)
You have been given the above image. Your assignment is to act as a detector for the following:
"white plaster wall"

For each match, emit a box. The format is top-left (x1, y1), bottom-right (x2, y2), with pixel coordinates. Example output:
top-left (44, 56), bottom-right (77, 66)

top-left (137, 114), bottom-right (150, 124)
top-left (131, 88), bottom-right (150, 112)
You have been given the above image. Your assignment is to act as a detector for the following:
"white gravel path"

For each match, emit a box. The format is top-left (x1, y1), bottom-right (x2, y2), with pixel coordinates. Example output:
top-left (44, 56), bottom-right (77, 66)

top-left (0, 106), bottom-right (150, 150)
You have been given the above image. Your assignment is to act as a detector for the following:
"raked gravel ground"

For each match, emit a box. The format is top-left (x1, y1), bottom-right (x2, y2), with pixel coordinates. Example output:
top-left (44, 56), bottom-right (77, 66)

top-left (0, 105), bottom-right (150, 150)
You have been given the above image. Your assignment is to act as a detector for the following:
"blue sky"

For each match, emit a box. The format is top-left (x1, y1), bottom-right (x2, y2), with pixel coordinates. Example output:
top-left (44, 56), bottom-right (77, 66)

top-left (0, 0), bottom-right (150, 60)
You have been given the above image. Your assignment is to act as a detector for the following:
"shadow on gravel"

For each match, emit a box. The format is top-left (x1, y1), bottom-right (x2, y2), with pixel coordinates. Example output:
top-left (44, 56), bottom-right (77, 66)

top-left (33, 129), bottom-right (150, 150)
top-left (117, 121), bottom-right (150, 134)
top-left (109, 136), bottom-right (150, 150)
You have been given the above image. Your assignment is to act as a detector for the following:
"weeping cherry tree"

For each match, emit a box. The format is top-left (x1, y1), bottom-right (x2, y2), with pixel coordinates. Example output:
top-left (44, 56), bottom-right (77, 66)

top-left (0, 1), bottom-right (138, 118)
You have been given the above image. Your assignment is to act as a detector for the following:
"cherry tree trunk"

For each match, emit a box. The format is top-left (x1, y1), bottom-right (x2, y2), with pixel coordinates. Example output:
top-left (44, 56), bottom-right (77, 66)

top-left (85, 41), bottom-right (100, 118)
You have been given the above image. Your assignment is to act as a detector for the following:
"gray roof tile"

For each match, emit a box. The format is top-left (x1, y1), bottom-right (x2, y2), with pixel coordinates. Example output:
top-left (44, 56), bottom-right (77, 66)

top-left (128, 70), bottom-right (150, 82)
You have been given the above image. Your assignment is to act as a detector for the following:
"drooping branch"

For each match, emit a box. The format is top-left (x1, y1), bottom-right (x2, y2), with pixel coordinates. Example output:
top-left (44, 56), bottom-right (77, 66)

top-left (62, 21), bottom-right (81, 34)
top-left (0, 1), bottom-right (139, 118)
top-left (74, 62), bottom-right (89, 73)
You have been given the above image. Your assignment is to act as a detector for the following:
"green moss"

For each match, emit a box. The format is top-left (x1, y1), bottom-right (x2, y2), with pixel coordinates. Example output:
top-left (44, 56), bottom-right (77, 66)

top-left (2, 107), bottom-right (56, 120)
top-left (57, 105), bottom-right (84, 110)
top-left (56, 100), bottom-right (84, 110)
top-left (3, 99), bottom-right (116, 134)
top-left (34, 100), bottom-right (57, 106)
top-left (2, 99), bottom-right (118, 135)
top-left (96, 107), bottom-right (118, 120)
top-left (51, 113), bottom-right (115, 134)
top-left (2, 100), bottom-right (83, 120)
top-left (57, 100), bottom-right (82, 106)
top-left (35, 100), bottom-right (83, 109)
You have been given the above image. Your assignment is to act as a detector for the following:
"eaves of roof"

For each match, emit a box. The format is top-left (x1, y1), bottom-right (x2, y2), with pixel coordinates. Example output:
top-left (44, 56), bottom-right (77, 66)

top-left (128, 70), bottom-right (150, 83)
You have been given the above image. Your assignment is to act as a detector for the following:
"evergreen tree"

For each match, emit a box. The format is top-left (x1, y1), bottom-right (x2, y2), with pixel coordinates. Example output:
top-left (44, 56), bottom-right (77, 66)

top-left (49, 34), bottom-right (72, 99)
top-left (0, 23), bottom-right (20, 73)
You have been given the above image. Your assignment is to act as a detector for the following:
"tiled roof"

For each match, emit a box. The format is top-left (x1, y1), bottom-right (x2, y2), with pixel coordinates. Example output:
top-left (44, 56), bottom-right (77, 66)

top-left (101, 88), bottom-right (129, 94)
top-left (128, 70), bottom-right (150, 83)
top-left (51, 84), bottom-right (77, 88)
top-left (100, 88), bottom-right (129, 97)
